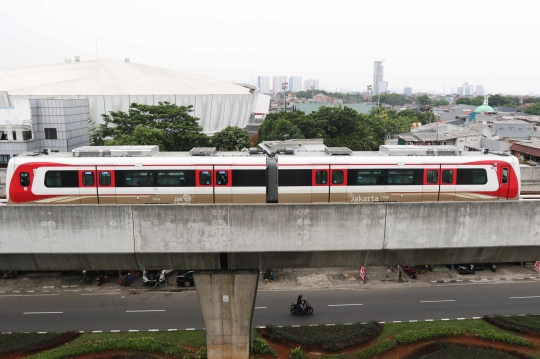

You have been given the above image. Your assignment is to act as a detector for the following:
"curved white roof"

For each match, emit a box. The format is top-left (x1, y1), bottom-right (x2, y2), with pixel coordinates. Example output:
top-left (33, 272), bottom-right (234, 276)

top-left (0, 59), bottom-right (251, 96)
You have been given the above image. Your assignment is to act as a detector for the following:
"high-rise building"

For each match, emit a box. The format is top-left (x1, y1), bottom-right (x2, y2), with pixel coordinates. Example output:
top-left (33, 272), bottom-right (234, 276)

top-left (403, 87), bottom-right (412, 97)
top-left (476, 85), bottom-right (484, 96)
top-left (257, 76), bottom-right (270, 94)
top-left (373, 61), bottom-right (384, 94)
top-left (272, 76), bottom-right (288, 94)
top-left (377, 81), bottom-right (388, 94)
top-left (289, 76), bottom-right (302, 92)
top-left (304, 79), bottom-right (320, 92)
top-left (457, 87), bottom-right (464, 96)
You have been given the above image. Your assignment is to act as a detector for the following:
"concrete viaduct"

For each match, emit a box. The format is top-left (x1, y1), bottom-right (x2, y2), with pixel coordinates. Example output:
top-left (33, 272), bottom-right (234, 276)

top-left (2, 201), bottom-right (540, 359)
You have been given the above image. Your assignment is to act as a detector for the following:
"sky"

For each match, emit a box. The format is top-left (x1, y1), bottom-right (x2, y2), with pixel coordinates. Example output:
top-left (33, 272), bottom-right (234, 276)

top-left (0, 0), bottom-right (539, 95)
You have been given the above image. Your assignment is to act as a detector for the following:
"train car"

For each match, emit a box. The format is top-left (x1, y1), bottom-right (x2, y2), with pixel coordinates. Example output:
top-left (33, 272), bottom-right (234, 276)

top-left (6, 144), bottom-right (520, 205)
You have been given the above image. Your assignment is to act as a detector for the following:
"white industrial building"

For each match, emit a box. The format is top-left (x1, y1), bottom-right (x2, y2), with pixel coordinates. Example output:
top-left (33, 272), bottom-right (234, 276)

top-left (0, 59), bottom-right (259, 135)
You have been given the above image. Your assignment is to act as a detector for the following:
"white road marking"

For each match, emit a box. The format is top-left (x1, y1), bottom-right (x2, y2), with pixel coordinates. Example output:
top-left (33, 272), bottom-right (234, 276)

top-left (37, 332), bottom-right (47, 334)
top-left (393, 321), bottom-right (401, 323)
top-left (126, 310), bottom-right (166, 313)
top-left (441, 319), bottom-right (450, 321)
top-left (128, 330), bottom-right (139, 332)
top-left (510, 295), bottom-right (540, 299)
top-left (409, 320), bottom-right (418, 323)
top-left (0, 294), bottom-right (59, 297)
top-left (328, 303), bottom-right (363, 307)
top-left (24, 312), bottom-right (63, 314)
top-left (149, 329), bottom-right (159, 332)
top-left (111, 330), bottom-right (120, 332)
top-left (472, 317), bottom-right (481, 319)
top-left (255, 307), bottom-right (266, 309)
top-left (425, 319), bottom-right (434, 321)
top-left (186, 328), bottom-right (195, 331)
top-left (420, 300), bottom-right (456, 303)
top-left (457, 318), bottom-right (465, 320)
top-left (168, 329), bottom-right (177, 331)
top-left (81, 293), bottom-right (121, 296)
top-left (92, 331), bottom-right (102, 333)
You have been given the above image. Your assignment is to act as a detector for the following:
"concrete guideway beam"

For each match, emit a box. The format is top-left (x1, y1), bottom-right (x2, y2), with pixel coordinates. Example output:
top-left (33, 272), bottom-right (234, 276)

top-left (194, 270), bottom-right (259, 359)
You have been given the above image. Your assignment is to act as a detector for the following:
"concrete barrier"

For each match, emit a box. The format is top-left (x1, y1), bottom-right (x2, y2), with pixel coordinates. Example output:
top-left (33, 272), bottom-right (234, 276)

top-left (2, 201), bottom-right (540, 270)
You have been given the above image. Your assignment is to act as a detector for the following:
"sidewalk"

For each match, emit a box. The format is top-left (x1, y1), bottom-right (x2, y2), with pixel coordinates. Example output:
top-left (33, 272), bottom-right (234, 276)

top-left (1, 264), bottom-right (539, 294)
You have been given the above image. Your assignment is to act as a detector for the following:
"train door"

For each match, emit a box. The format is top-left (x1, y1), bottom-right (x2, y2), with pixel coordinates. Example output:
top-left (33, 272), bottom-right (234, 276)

top-left (78, 166), bottom-right (98, 204)
top-left (439, 166), bottom-right (456, 202)
top-left (214, 166), bottom-right (232, 204)
top-left (96, 167), bottom-right (116, 204)
top-left (329, 166), bottom-right (347, 203)
top-left (422, 165), bottom-right (440, 202)
top-left (498, 165), bottom-right (510, 200)
top-left (195, 166), bottom-right (214, 204)
top-left (311, 166), bottom-right (330, 203)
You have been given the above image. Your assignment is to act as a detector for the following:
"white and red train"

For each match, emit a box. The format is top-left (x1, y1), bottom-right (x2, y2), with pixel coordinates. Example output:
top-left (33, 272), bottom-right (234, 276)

top-left (6, 145), bottom-right (520, 205)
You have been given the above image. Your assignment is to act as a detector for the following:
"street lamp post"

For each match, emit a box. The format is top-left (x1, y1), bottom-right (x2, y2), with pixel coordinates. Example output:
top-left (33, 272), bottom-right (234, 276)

top-left (310, 85), bottom-right (315, 102)
top-left (367, 85), bottom-right (372, 104)
top-left (282, 82), bottom-right (289, 112)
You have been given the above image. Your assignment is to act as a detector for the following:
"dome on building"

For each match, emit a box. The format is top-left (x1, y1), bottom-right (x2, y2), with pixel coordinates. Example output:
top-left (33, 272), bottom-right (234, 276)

top-left (475, 104), bottom-right (494, 113)
top-left (0, 59), bottom-right (259, 134)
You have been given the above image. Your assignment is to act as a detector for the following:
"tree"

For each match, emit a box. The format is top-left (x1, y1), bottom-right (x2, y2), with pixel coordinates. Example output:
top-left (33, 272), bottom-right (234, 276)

top-left (417, 95), bottom-right (431, 106)
top-left (211, 126), bottom-right (252, 151)
top-left (431, 99), bottom-right (449, 107)
top-left (376, 94), bottom-right (411, 106)
top-left (524, 103), bottom-right (540, 115)
top-left (94, 102), bottom-right (209, 151)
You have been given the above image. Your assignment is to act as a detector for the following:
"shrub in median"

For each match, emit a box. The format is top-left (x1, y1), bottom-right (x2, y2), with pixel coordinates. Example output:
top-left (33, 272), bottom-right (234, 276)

top-left (486, 314), bottom-right (540, 334)
top-left (469, 329), bottom-right (535, 347)
top-left (0, 331), bottom-right (79, 355)
top-left (483, 315), bottom-right (528, 334)
top-left (253, 338), bottom-right (277, 357)
top-left (289, 346), bottom-right (305, 359)
top-left (354, 339), bottom-right (396, 359)
top-left (402, 341), bottom-right (536, 359)
top-left (25, 337), bottom-right (194, 359)
top-left (395, 326), bottom-right (464, 345)
top-left (263, 321), bottom-right (382, 351)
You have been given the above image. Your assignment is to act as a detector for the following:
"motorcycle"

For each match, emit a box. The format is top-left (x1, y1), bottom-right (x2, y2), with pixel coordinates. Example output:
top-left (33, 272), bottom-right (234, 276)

top-left (290, 299), bottom-right (314, 315)
top-left (2, 271), bottom-right (18, 279)
top-left (96, 273), bottom-right (107, 286)
top-left (403, 265), bottom-right (417, 279)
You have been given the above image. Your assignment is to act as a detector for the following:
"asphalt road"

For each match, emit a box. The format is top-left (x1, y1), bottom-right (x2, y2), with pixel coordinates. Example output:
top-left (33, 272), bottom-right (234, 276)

top-left (1, 281), bottom-right (540, 332)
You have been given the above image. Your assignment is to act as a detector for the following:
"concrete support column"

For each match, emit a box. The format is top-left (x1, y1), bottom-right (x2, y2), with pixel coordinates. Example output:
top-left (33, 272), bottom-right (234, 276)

top-left (194, 270), bottom-right (259, 359)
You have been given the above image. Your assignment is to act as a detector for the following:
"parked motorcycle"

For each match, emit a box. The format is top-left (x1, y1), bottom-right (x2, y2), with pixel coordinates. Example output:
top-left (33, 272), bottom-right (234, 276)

top-left (403, 265), bottom-right (417, 279)
top-left (2, 271), bottom-right (17, 279)
top-left (458, 264), bottom-right (475, 275)
top-left (290, 299), bottom-right (314, 315)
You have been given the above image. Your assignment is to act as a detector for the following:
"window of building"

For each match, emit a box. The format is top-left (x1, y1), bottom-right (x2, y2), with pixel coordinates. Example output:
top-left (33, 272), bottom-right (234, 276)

top-left (0, 132), bottom-right (7, 140)
top-left (20, 172), bottom-right (30, 186)
top-left (23, 131), bottom-right (32, 141)
top-left (0, 154), bottom-right (9, 168)
top-left (315, 170), bottom-right (327, 184)
top-left (456, 169), bottom-right (487, 185)
top-left (44, 128), bottom-right (57, 140)
top-left (442, 170), bottom-right (454, 184)
top-left (199, 171), bottom-right (212, 185)
top-left (44, 171), bottom-right (79, 187)
top-left (12, 131), bottom-right (17, 141)
top-left (82, 172), bottom-right (95, 186)
top-left (427, 170), bottom-right (438, 184)
top-left (100, 172), bottom-right (111, 186)
top-left (216, 171), bottom-right (228, 185)
top-left (332, 170), bottom-right (344, 184)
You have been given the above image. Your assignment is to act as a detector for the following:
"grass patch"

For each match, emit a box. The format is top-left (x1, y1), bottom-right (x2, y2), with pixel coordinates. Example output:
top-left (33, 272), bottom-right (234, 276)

top-left (402, 342), bottom-right (535, 359)
top-left (489, 314), bottom-right (540, 333)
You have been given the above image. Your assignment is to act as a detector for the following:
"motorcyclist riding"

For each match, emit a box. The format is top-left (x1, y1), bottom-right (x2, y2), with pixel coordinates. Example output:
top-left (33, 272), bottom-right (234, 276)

top-left (296, 294), bottom-right (305, 313)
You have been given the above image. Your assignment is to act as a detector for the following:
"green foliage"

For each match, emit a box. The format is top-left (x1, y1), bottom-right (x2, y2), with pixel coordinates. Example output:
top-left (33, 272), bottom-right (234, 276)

top-left (93, 102), bottom-right (210, 151)
top-left (395, 326), bottom-right (465, 345)
top-left (253, 338), bottom-right (278, 357)
top-left (456, 96), bottom-right (484, 106)
top-left (413, 343), bottom-right (531, 359)
top-left (469, 329), bottom-right (535, 347)
top-left (264, 321), bottom-right (382, 351)
top-left (490, 314), bottom-right (540, 333)
top-left (523, 97), bottom-right (540, 104)
top-left (289, 346), bottom-right (306, 359)
top-left (0, 332), bottom-right (74, 354)
top-left (196, 347), bottom-right (207, 359)
top-left (417, 95), bottom-right (431, 106)
top-left (354, 339), bottom-right (396, 359)
top-left (210, 126), bottom-right (252, 151)
top-left (376, 93), bottom-right (411, 106)
top-left (431, 99), bottom-right (449, 107)
top-left (524, 103), bottom-right (540, 115)
top-left (26, 337), bottom-right (194, 359)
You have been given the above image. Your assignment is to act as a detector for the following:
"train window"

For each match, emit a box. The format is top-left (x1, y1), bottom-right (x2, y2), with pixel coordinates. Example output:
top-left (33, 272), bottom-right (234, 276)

top-left (332, 170), bottom-right (344, 184)
top-left (116, 171), bottom-right (153, 186)
top-left (457, 169), bottom-right (487, 185)
top-left (387, 170), bottom-right (418, 185)
top-left (232, 170), bottom-right (266, 187)
top-left (82, 172), bottom-right (94, 186)
top-left (315, 170), bottom-right (327, 184)
top-left (156, 171), bottom-right (195, 187)
top-left (45, 171), bottom-right (79, 187)
top-left (20, 172), bottom-right (30, 186)
top-left (199, 171), bottom-right (211, 185)
top-left (216, 171), bottom-right (228, 185)
top-left (351, 170), bottom-right (385, 185)
top-left (279, 169), bottom-right (312, 186)
top-left (427, 170), bottom-right (438, 184)
top-left (502, 168), bottom-right (508, 184)
top-left (442, 170), bottom-right (454, 184)
top-left (100, 172), bottom-right (111, 186)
